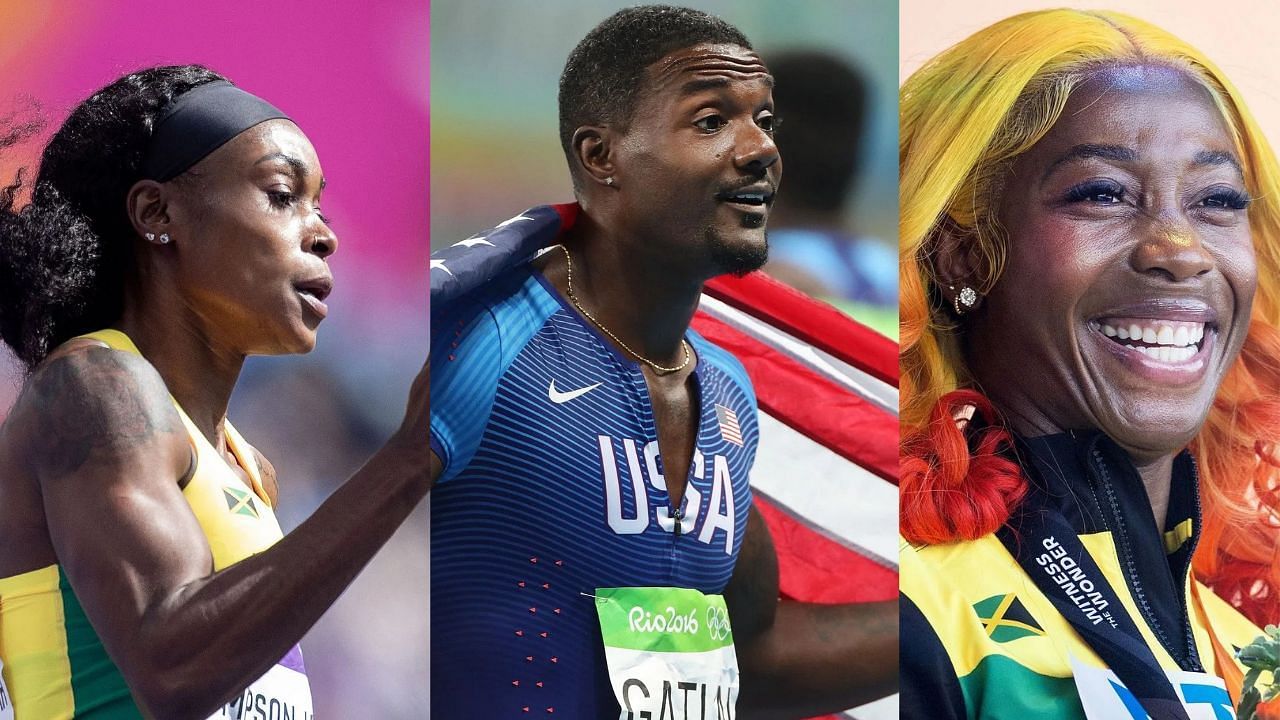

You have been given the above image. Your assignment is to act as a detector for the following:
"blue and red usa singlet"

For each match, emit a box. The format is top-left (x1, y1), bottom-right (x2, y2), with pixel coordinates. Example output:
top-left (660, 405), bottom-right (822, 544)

top-left (430, 263), bottom-right (757, 717)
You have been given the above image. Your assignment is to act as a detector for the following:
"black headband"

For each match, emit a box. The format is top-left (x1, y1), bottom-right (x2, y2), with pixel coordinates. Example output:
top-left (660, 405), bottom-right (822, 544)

top-left (143, 81), bottom-right (291, 182)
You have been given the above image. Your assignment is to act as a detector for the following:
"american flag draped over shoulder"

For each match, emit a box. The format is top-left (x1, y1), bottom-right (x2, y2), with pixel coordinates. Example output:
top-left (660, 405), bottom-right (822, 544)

top-left (430, 205), bottom-right (900, 720)
top-left (695, 272), bottom-right (898, 720)
top-left (430, 204), bottom-right (573, 308)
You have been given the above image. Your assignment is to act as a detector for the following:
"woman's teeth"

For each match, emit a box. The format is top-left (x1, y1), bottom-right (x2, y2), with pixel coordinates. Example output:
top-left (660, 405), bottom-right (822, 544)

top-left (1090, 319), bottom-right (1206, 363)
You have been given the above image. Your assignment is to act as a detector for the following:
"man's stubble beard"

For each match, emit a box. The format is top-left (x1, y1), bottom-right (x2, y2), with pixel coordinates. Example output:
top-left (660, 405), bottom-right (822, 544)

top-left (705, 225), bottom-right (769, 278)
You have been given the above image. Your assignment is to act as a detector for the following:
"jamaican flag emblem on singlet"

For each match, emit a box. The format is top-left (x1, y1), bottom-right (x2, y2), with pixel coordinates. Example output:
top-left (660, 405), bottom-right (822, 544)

top-left (223, 485), bottom-right (260, 519)
top-left (973, 593), bottom-right (1045, 643)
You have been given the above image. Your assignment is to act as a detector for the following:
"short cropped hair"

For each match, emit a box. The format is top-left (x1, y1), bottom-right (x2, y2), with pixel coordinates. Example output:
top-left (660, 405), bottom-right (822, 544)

top-left (558, 5), bottom-right (751, 178)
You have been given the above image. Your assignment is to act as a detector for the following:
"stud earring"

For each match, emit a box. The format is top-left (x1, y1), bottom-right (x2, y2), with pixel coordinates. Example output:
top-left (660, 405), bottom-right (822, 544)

top-left (145, 233), bottom-right (155, 242)
top-left (158, 233), bottom-right (171, 244)
top-left (605, 177), bottom-right (615, 186)
top-left (950, 285), bottom-right (978, 316)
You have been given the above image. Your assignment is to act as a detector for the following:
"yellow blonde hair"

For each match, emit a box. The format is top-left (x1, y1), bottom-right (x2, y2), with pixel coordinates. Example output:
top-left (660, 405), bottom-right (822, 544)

top-left (900, 9), bottom-right (1280, 620)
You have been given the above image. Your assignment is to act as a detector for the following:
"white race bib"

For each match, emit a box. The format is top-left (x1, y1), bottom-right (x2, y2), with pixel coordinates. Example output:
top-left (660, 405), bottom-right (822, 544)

top-left (0, 657), bottom-right (13, 720)
top-left (211, 653), bottom-right (313, 720)
top-left (1070, 654), bottom-right (1235, 720)
top-left (596, 587), bottom-right (739, 720)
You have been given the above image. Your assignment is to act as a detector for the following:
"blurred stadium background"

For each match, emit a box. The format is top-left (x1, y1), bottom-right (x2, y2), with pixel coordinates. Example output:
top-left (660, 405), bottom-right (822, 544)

top-left (0, 2), bottom-right (428, 716)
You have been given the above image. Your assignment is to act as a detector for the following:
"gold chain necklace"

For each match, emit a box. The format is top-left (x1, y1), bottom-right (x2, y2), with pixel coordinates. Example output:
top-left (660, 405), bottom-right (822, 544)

top-left (560, 244), bottom-right (691, 374)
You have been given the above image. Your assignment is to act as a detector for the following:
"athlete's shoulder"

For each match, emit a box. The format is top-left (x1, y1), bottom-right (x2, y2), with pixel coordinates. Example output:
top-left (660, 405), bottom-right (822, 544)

top-left (431, 264), bottom-right (562, 483)
top-left (900, 536), bottom-right (974, 655)
top-left (689, 332), bottom-right (755, 404)
top-left (432, 264), bottom-right (558, 346)
top-left (899, 532), bottom-right (1029, 629)
top-left (6, 341), bottom-right (186, 481)
top-left (900, 592), bottom-right (968, 720)
top-left (900, 534), bottom-right (1026, 693)
top-left (431, 262), bottom-right (567, 376)
top-left (901, 532), bottom-right (1062, 664)
top-left (433, 260), bottom-right (549, 313)
top-left (900, 533), bottom-right (1005, 592)
top-left (24, 340), bottom-right (172, 422)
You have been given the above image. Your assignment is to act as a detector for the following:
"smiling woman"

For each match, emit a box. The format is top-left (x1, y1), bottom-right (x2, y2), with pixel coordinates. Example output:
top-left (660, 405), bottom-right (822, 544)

top-left (0, 66), bottom-right (428, 718)
top-left (965, 64), bottom-right (1255, 479)
top-left (898, 10), bottom-right (1280, 720)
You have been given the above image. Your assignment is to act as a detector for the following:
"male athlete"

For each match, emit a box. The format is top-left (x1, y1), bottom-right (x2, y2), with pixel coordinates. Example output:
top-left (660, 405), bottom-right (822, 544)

top-left (429, 6), bottom-right (898, 717)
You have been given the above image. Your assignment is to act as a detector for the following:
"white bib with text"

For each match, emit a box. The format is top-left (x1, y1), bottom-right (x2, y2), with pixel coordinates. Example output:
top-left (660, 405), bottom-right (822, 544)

top-left (211, 659), bottom-right (313, 720)
top-left (597, 587), bottom-right (740, 720)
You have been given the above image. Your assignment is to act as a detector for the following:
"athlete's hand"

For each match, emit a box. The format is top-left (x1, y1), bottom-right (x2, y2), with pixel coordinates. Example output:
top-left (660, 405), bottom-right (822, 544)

top-left (728, 507), bottom-right (899, 716)
top-left (390, 355), bottom-right (430, 491)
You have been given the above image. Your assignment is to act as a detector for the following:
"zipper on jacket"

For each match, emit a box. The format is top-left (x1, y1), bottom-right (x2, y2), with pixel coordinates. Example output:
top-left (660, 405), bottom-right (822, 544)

top-left (1177, 455), bottom-right (1205, 671)
top-left (1089, 447), bottom-right (1197, 671)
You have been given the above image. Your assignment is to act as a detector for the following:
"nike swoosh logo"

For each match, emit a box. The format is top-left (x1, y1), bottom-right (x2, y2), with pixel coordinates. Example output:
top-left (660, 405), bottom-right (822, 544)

top-left (548, 379), bottom-right (603, 403)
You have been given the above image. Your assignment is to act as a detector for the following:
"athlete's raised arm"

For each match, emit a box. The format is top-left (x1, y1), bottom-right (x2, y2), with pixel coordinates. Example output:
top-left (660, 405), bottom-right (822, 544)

top-left (726, 506), bottom-right (899, 718)
top-left (10, 344), bottom-right (427, 718)
top-left (0, 63), bottom-right (431, 720)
